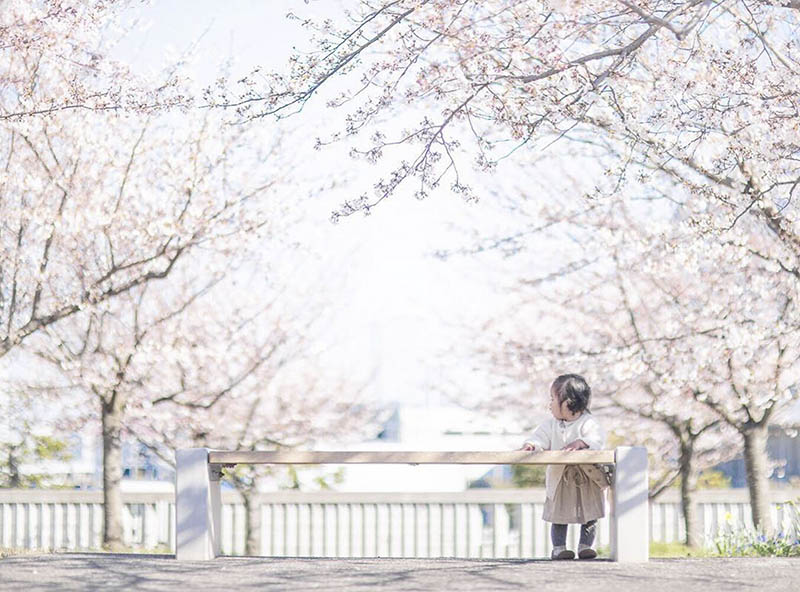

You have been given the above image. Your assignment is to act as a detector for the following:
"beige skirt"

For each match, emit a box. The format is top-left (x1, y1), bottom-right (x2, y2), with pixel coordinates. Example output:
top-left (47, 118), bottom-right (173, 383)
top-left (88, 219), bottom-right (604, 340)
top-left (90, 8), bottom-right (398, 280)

top-left (542, 465), bottom-right (607, 524)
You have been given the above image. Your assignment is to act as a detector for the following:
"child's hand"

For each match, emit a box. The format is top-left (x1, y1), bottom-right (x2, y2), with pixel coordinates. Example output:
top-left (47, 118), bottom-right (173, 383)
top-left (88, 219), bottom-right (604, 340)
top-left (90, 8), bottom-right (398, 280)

top-left (562, 439), bottom-right (588, 451)
top-left (520, 442), bottom-right (537, 452)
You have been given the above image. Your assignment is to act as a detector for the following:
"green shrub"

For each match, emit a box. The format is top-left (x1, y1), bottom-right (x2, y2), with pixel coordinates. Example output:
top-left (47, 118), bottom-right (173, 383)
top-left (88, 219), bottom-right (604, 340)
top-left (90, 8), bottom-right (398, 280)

top-left (511, 464), bottom-right (546, 488)
top-left (670, 470), bottom-right (732, 492)
top-left (696, 470), bottom-right (732, 490)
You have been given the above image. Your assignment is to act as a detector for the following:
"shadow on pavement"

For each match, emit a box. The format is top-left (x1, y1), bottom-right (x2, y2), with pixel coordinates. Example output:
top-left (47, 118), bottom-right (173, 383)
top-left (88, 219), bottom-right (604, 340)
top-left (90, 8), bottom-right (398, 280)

top-left (0, 554), bottom-right (796, 591)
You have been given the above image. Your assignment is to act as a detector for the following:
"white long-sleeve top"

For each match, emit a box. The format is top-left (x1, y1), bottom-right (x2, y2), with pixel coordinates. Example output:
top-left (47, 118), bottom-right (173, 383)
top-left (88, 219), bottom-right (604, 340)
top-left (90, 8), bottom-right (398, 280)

top-left (523, 412), bottom-right (606, 500)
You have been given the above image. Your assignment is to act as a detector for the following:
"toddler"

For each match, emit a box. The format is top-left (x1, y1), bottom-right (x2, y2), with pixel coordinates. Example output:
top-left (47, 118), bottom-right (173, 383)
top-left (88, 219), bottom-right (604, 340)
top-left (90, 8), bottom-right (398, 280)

top-left (521, 374), bottom-right (608, 560)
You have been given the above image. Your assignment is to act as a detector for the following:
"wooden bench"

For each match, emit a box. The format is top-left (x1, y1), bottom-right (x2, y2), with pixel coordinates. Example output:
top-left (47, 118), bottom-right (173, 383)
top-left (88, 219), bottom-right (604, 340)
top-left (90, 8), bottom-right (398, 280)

top-left (175, 447), bottom-right (648, 562)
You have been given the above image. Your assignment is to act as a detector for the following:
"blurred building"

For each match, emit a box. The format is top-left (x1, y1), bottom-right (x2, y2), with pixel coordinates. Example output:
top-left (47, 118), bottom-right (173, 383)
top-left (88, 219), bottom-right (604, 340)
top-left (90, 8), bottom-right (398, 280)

top-left (312, 405), bottom-right (527, 492)
top-left (715, 398), bottom-right (800, 487)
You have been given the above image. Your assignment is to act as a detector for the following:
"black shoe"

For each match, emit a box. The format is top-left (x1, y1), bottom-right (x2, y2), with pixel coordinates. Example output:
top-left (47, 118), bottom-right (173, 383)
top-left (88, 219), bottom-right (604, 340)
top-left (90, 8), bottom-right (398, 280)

top-left (551, 547), bottom-right (575, 560)
top-left (578, 545), bottom-right (597, 559)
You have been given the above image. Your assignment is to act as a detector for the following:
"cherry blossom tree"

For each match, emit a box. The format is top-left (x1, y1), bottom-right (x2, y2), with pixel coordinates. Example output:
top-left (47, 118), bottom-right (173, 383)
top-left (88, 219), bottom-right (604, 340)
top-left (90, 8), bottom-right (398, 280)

top-left (474, 167), bottom-right (799, 536)
top-left (570, 118), bottom-right (800, 534)
top-left (2, 58), bottom-right (296, 545)
top-left (478, 286), bottom-right (735, 548)
top-left (26, 263), bottom-right (299, 548)
top-left (0, 0), bottom-right (234, 360)
top-left (1, 0), bottom-right (186, 121)
top-left (0, 80), bottom-right (286, 359)
top-left (510, 261), bottom-right (746, 547)
top-left (16, 191), bottom-right (378, 550)
top-left (211, 1), bottom-right (797, 235)
top-left (9, 254), bottom-right (376, 552)
top-left (2, 0), bottom-right (379, 553)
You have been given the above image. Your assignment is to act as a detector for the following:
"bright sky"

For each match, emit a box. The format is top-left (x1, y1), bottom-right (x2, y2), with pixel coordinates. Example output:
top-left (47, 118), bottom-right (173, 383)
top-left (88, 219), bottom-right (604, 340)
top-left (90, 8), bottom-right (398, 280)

top-left (112, 1), bottom-right (548, 408)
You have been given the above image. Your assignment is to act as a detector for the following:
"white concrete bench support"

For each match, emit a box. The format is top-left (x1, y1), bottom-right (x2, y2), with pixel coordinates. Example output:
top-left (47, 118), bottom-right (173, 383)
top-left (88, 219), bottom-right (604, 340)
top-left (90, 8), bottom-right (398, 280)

top-left (610, 446), bottom-right (649, 562)
top-left (175, 448), bottom-right (221, 560)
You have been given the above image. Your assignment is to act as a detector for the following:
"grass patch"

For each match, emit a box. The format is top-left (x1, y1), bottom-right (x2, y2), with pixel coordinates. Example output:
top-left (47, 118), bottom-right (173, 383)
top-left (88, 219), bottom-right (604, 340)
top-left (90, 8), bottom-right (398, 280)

top-left (0, 547), bottom-right (43, 559)
top-left (598, 542), bottom-right (714, 558)
top-left (650, 541), bottom-right (715, 558)
top-left (92, 543), bottom-right (171, 554)
top-left (1, 544), bottom-right (171, 558)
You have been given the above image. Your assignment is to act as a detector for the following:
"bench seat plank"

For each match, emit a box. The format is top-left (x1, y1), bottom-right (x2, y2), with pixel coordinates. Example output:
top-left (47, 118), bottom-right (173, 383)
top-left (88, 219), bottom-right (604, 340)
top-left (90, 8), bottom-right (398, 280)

top-left (207, 450), bottom-right (615, 465)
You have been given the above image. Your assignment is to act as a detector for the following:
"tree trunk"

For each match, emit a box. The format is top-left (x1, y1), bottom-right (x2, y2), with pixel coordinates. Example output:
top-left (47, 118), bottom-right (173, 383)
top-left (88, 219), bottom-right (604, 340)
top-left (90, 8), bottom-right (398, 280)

top-left (242, 486), bottom-right (261, 556)
top-left (678, 440), bottom-right (700, 548)
top-left (102, 392), bottom-right (126, 549)
top-left (742, 422), bottom-right (772, 533)
top-left (7, 448), bottom-right (21, 487)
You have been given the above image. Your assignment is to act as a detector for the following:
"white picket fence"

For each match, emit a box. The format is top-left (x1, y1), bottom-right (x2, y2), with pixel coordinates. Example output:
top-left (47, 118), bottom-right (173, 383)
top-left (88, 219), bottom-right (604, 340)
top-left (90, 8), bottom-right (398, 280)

top-left (1, 488), bottom-right (798, 556)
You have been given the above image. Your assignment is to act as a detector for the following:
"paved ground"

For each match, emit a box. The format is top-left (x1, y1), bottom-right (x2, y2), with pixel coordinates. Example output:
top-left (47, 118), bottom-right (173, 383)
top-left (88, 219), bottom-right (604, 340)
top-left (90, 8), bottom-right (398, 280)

top-left (1, 554), bottom-right (798, 591)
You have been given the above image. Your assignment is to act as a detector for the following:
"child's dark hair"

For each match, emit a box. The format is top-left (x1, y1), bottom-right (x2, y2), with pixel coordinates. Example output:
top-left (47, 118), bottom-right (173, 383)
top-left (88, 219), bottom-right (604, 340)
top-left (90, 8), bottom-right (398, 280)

top-left (551, 374), bottom-right (592, 414)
